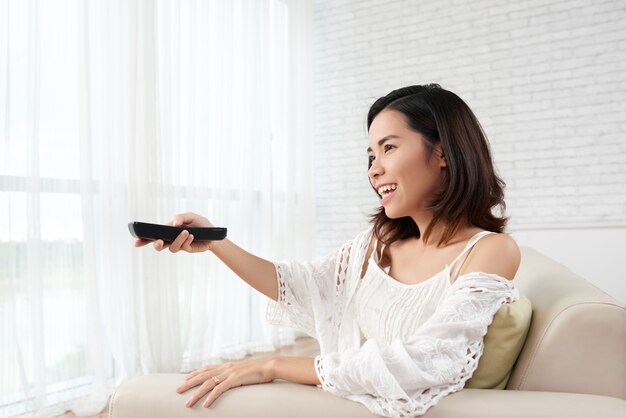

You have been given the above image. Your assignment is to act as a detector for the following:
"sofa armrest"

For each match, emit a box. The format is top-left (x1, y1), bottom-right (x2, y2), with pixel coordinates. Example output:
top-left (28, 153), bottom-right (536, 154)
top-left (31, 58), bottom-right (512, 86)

top-left (109, 374), bottom-right (626, 418)
top-left (509, 248), bottom-right (626, 398)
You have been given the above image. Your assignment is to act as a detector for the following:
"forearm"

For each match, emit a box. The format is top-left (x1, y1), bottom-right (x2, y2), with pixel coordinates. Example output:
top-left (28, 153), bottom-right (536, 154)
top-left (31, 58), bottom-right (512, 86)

top-left (270, 356), bottom-right (320, 386)
top-left (209, 238), bottom-right (278, 301)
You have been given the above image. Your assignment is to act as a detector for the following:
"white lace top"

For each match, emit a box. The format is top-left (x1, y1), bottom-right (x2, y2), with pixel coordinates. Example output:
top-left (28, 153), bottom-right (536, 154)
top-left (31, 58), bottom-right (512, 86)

top-left (354, 231), bottom-right (496, 348)
top-left (266, 226), bottom-right (519, 418)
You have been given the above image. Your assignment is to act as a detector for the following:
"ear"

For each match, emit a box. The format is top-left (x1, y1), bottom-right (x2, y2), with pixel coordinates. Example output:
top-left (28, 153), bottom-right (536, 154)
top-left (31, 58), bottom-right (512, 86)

top-left (435, 145), bottom-right (447, 168)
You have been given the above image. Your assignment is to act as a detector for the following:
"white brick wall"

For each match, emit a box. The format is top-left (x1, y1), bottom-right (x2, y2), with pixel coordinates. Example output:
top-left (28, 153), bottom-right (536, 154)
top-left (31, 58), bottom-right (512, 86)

top-left (312, 0), bottom-right (626, 255)
top-left (311, 0), bottom-right (626, 301)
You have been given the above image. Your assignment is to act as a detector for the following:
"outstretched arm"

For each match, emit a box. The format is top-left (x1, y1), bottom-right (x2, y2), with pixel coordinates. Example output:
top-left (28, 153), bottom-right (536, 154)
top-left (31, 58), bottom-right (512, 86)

top-left (208, 237), bottom-right (279, 301)
top-left (136, 212), bottom-right (279, 301)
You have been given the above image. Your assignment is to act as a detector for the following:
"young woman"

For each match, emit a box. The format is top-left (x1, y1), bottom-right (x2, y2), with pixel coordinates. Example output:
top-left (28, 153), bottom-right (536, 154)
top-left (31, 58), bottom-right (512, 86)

top-left (135, 84), bottom-right (521, 417)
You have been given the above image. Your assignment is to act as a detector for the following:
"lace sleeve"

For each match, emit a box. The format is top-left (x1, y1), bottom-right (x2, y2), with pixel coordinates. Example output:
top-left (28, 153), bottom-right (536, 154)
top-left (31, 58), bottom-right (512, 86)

top-left (265, 225), bottom-right (373, 336)
top-left (314, 272), bottom-right (519, 418)
top-left (265, 247), bottom-right (340, 337)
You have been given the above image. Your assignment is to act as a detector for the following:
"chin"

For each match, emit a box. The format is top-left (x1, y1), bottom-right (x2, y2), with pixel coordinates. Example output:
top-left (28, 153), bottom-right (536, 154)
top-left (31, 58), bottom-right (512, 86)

top-left (382, 206), bottom-right (403, 219)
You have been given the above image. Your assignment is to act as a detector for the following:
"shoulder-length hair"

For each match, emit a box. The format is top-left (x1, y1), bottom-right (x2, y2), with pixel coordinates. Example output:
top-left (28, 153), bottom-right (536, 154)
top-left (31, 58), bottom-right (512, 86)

top-left (367, 83), bottom-right (507, 247)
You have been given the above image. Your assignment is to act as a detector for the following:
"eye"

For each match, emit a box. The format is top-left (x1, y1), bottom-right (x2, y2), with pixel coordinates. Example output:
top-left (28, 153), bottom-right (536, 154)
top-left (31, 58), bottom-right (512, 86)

top-left (367, 144), bottom-right (394, 169)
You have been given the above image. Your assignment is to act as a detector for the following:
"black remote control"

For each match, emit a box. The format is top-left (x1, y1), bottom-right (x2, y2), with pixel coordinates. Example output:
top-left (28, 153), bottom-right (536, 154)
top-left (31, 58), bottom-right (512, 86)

top-left (128, 221), bottom-right (227, 242)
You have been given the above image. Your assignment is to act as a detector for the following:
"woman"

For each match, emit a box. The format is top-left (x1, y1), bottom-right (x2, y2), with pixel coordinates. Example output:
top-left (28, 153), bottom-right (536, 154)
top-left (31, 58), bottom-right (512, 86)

top-left (135, 83), bottom-right (521, 417)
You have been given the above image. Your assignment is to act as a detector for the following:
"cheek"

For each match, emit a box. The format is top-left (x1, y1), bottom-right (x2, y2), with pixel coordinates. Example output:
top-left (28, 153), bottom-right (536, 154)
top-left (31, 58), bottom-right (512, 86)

top-left (400, 164), bottom-right (440, 196)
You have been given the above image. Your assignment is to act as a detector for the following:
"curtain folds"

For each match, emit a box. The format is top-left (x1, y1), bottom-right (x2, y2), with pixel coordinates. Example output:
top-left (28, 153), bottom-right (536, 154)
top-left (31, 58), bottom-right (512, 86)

top-left (0, 0), bottom-right (314, 416)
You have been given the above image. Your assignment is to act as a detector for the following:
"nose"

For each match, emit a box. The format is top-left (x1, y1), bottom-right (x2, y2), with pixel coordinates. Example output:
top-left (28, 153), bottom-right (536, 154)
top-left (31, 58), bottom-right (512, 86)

top-left (368, 158), bottom-right (384, 181)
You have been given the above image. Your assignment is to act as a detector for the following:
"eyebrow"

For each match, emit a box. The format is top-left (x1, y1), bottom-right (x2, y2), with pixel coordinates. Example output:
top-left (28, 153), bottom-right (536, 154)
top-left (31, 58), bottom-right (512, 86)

top-left (366, 135), bottom-right (400, 154)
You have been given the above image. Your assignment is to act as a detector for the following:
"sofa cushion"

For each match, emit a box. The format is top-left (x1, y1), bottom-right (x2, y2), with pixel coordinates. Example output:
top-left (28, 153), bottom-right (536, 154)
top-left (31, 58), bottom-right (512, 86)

top-left (464, 295), bottom-right (532, 389)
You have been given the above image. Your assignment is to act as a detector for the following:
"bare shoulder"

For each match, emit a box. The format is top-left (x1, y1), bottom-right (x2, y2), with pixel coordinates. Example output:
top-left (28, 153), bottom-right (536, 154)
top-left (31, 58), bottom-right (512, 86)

top-left (458, 232), bottom-right (521, 280)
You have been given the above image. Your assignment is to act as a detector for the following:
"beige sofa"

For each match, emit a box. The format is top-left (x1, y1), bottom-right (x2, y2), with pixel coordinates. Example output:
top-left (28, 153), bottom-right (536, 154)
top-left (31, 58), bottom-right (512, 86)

top-left (108, 247), bottom-right (626, 417)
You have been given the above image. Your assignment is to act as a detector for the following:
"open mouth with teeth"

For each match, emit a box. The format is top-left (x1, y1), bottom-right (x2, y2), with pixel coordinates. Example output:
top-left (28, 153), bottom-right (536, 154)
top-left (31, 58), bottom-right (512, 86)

top-left (377, 183), bottom-right (397, 199)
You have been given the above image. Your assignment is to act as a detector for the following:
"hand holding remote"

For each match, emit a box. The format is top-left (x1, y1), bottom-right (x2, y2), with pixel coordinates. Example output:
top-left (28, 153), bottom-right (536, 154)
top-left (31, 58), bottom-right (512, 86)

top-left (133, 212), bottom-right (220, 253)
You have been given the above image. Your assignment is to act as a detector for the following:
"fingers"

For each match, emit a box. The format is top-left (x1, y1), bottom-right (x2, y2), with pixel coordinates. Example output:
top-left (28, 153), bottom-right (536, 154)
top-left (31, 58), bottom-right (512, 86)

top-left (184, 378), bottom-right (214, 408)
top-left (183, 364), bottom-right (220, 382)
top-left (176, 364), bottom-right (223, 400)
top-left (149, 232), bottom-right (193, 253)
top-left (184, 371), bottom-right (197, 381)
top-left (181, 234), bottom-right (194, 252)
top-left (136, 238), bottom-right (169, 251)
top-left (177, 361), bottom-right (250, 408)
top-left (153, 239), bottom-right (169, 251)
top-left (184, 366), bottom-right (202, 381)
top-left (168, 230), bottom-right (189, 253)
top-left (177, 374), bottom-right (204, 395)
top-left (170, 212), bottom-right (213, 228)
top-left (133, 213), bottom-right (205, 252)
top-left (202, 376), bottom-right (231, 408)
top-left (181, 373), bottom-right (227, 408)
top-left (171, 212), bottom-right (196, 227)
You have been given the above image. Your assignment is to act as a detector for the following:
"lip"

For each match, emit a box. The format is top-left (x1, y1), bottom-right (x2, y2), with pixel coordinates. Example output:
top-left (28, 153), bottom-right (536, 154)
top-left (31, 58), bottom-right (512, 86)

top-left (374, 182), bottom-right (397, 197)
top-left (380, 188), bottom-right (397, 205)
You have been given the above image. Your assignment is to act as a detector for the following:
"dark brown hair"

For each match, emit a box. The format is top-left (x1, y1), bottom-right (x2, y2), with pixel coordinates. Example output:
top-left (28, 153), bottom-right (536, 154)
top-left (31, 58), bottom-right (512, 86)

top-left (367, 83), bottom-right (507, 247)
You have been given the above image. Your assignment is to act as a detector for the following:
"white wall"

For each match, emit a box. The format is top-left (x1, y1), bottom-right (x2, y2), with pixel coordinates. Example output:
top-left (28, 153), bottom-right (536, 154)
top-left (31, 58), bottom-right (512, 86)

top-left (510, 224), bottom-right (626, 302)
top-left (311, 0), bottom-right (626, 302)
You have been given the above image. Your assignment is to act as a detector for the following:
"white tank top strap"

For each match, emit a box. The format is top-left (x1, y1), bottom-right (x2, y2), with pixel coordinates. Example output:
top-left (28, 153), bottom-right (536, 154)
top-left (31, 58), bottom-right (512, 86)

top-left (448, 230), bottom-right (496, 279)
top-left (371, 231), bottom-right (496, 277)
top-left (375, 238), bottom-right (387, 262)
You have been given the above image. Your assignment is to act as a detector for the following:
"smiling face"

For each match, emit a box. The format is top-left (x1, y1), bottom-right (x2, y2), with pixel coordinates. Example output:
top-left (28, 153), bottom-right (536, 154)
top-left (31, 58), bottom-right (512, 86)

top-left (367, 109), bottom-right (447, 219)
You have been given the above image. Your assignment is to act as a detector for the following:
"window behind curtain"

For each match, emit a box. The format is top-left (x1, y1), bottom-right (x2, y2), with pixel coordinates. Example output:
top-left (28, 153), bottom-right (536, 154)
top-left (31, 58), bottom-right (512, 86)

top-left (0, 0), bottom-right (313, 416)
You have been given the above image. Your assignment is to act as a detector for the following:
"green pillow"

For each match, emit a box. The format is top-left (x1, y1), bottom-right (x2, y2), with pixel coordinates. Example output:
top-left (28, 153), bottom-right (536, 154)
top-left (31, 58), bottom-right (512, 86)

top-left (464, 295), bottom-right (532, 390)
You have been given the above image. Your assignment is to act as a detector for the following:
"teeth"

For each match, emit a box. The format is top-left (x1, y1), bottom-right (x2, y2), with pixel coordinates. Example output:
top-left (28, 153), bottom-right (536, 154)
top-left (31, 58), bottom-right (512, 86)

top-left (377, 184), bottom-right (397, 195)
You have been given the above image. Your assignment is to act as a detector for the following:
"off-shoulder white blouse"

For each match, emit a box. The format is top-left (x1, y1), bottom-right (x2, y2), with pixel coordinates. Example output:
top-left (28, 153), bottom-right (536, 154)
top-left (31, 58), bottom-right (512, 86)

top-left (266, 226), bottom-right (518, 417)
top-left (355, 231), bottom-right (496, 348)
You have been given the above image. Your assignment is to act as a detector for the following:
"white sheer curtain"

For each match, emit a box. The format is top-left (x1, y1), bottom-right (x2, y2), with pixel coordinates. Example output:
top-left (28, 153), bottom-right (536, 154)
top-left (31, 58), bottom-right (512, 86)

top-left (0, 0), bottom-right (314, 417)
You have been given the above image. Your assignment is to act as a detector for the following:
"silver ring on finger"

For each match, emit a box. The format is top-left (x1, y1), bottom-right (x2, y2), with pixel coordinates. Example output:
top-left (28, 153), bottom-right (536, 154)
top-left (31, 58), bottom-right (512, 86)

top-left (212, 375), bottom-right (221, 384)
